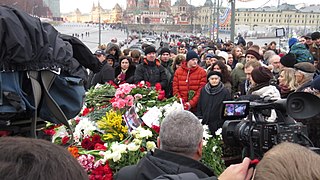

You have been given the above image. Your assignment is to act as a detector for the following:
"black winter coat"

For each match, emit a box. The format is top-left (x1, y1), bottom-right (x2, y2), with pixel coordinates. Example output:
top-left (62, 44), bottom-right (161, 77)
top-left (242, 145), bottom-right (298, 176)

top-left (134, 59), bottom-right (168, 89)
top-left (197, 83), bottom-right (231, 134)
top-left (115, 149), bottom-right (216, 180)
top-left (90, 61), bottom-right (115, 87)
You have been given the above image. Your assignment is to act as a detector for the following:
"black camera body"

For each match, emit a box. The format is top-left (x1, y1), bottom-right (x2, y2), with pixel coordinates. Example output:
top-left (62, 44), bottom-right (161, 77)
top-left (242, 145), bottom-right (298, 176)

top-left (221, 92), bottom-right (319, 158)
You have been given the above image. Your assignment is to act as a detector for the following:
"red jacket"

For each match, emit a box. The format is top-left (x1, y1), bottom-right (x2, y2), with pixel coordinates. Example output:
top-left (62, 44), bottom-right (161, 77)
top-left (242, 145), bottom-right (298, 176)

top-left (173, 62), bottom-right (207, 108)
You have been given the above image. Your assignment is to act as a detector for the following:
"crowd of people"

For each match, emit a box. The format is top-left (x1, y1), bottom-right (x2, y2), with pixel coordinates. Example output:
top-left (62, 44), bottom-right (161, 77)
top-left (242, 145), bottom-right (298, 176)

top-left (89, 31), bottom-right (320, 137)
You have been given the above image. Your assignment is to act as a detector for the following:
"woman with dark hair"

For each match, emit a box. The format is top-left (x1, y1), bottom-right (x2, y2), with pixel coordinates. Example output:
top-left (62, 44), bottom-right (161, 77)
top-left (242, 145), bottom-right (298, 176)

top-left (267, 41), bottom-right (280, 54)
top-left (209, 61), bottom-right (232, 93)
top-left (114, 56), bottom-right (136, 85)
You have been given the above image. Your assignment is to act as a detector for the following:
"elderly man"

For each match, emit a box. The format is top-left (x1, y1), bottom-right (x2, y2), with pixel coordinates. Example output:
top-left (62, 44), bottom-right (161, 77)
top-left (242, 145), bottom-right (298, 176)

top-left (268, 54), bottom-right (282, 79)
top-left (294, 62), bottom-right (316, 92)
top-left (134, 46), bottom-right (168, 90)
top-left (115, 110), bottom-right (253, 180)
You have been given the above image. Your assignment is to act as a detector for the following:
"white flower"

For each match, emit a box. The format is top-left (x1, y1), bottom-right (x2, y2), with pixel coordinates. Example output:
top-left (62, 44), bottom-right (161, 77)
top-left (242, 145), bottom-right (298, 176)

top-left (133, 138), bottom-right (142, 145)
top-left (212, 146), bottom-right (217, 152)
top-left (111, 142), bottom-right (127, 153)
top-left (127, 142), bottom-right (140, 151)
top-left (74, 117), bottom-right (97, 139)
top-left (51, 125), bottom-right (68, 143)
top-left (215, 128), bottom-right (222, 136)
top-left (146, 141), bottom-right (156, 151)
top-left (203, 125), bottom-right (212, 141)
top-left (203, 140), bottom-right (208, 147)
top-left (112, 151), bottom-right (122, 162)
top-left (133, 127), bottom-right (153, 139)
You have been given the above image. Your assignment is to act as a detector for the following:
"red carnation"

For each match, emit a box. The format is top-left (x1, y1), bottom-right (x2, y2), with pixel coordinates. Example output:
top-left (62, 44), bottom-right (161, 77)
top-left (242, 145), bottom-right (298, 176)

top-left (89, 164), bottom-right (113, 180)
top-left (82, 108), bottom-right (90, 116)
top-left (43, 129), bottom-right (56, 136)
top-left (145, 81), bottom-right (151, 87)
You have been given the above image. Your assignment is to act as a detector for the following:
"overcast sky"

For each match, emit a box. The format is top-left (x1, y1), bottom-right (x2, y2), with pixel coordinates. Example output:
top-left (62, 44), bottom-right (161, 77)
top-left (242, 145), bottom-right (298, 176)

top-left (60, 0), bottom-right (317, 13)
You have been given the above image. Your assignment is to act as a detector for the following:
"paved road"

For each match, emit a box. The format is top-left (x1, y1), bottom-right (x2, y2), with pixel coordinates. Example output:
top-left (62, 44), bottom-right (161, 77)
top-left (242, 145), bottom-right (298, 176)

top-left (54, 23), bottom-right (287, 53)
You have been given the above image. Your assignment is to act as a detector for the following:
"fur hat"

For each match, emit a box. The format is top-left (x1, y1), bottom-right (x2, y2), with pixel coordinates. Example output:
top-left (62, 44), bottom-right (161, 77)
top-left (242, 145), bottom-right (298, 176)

top-left (246, 48), bottom-right (261, 60)
top-left (144, 46), bottom-right (156, 55)
top-left (288, 38), bottom-right (298, 48)
top-left (207, 71), bottom-right (222, 80)
top-left (251, 66), bottom-right (273, 84)
top-left (160, 47), bottom-right (170, 55)
top-left (294, 62), bottom-right (316, 73)
top-left (280, 53), bottom-right (297, 68)
top-left (311, 32), bottom-right (320, 40)
top-left (186, 50), bottom-right (199, 61)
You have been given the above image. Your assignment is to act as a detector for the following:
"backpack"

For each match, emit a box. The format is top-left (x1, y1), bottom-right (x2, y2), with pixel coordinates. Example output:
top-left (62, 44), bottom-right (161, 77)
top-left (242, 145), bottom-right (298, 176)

top-left (0, 6), bottom-right (95, 138)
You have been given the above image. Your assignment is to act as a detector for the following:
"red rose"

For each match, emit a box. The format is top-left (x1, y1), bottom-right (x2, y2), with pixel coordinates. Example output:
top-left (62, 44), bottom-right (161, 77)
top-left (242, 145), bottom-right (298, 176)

top-left (155, 83), bottom-right (162, 91)
top-left (89, 164), bottom-right (113, 180)
top-left (82, 108), bottom-right (90, 116)
top-left (94, 143), bottom-right (107, 151)
top-left (151, 125), bottom-right (160, 134)
top-left (81, 137), bottom-right (94, 150)
top-left (137, 81), bottom-right (144, 88)
top-left (92, 134), bottom-right (103, 144)
top-left (140, 147), bottom-right (145, 152)
top-left (43, 129), bottom-right (56, 136)
top-left (61, 136), bottom-right (70, 145)
top-left (145, 81), bottom-right (151, 87)
top-left (157, 90), bottom-right (165, 101)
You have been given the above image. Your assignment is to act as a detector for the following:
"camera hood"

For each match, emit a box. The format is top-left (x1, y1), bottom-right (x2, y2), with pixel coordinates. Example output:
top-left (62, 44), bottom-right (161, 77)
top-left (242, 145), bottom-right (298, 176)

top-left (287, 92), bottom-right (320, 119)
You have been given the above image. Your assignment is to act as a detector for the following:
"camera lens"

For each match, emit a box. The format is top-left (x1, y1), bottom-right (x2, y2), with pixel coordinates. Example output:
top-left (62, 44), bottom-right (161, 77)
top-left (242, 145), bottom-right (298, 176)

top-left (289, 99), bottom-right (304, 113)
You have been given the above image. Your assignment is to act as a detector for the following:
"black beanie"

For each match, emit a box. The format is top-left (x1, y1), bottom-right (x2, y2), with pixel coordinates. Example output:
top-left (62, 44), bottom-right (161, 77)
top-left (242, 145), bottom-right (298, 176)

top-left (160, 47), bottom-right (170, 55)
top-left (251, 66), bottom-right (273, 84)
top-left (186, 50), bottom-right (199, 61)
top-left (246, 49), bottom-right (261, 60)
top-left (207, 71), bottom-right (222, 81)
top-left (280, 53), bottom-right (297, 68)
top-left (144, 46), bottom-right (156, 55)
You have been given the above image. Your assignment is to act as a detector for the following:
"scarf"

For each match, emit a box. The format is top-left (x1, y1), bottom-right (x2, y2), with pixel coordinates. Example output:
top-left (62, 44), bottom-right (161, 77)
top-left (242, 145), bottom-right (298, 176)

top-left (204, 81), bottom-right (224, 95)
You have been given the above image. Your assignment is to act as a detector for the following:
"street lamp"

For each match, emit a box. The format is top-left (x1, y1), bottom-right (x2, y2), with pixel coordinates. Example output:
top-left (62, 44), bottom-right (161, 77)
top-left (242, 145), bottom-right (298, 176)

top-left (230, 0), bottom-right (235, 42)
top-left (98, 0), bottom-right (101, 47)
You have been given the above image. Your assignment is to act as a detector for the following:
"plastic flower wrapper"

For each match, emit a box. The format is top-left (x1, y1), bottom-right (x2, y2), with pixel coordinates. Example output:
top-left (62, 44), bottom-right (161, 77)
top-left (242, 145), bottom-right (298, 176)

top-left (160, 101), bottom-right (184, 121)
top-left (141, 106), bottom-right (162, 128)
top-left (201, 128), bottom-right (226, 176)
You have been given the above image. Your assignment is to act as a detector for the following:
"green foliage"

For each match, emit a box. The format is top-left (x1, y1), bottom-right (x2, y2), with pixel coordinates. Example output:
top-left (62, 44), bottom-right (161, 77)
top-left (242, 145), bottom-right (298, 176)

top-left (201, 135), bottom-right (226, 176)
top-left (85, 84), bottom-right (116, 108)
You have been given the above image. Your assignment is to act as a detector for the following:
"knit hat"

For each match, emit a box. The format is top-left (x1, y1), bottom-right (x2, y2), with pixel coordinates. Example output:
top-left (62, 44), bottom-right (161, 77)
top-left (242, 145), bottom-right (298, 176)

top-left (246, 48), bottom-right (261, 60)
top-left (311, 31), bottom-right (320, 40)
top-left (311, 76), bottom-right (320, 91)
top-left (206, 53), bottom-right (216, 59)
top-left (218, 51), bottom-right (228, 61)
top-left (170, 48), bottom-right (177, 55)
top-left (294, 62), bottom-right (316, 73)
top-left (251, 66), bottom-right (273, 84)
top-left (186, 50), bottom-right (199, 61)
top-left (288, 38), bottom-right (298, 48)
top-left (144, 46), bottom-right (156, 55)
top-left (160, 47), bottom-right (170, 55)
top-left (280, 53), bottom-right (297, 68)
top-left (207, 71), bottom-right (222, 80)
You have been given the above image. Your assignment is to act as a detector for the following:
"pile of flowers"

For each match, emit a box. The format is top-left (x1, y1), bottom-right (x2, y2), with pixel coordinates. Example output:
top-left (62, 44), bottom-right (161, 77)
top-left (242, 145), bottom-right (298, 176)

top-left (44, 82), bottom-right (225, 178)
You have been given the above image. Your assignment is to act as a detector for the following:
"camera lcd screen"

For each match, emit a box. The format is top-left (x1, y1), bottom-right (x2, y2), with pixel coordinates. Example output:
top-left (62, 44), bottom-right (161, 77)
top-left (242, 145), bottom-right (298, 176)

top-left (222, 101), bottom-right (250, 119)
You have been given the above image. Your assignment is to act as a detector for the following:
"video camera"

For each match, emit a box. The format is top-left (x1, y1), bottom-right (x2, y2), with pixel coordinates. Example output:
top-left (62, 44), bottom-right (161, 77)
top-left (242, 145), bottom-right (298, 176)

top-left (221, 92), bottom-right (320, 158)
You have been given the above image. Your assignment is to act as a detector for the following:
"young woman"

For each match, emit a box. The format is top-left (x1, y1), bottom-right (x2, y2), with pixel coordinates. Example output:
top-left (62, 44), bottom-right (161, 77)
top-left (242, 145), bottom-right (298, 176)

top-left (114, 56), bottom-right (136, 85)
top-left (278, 67), bottom-right (298, 98)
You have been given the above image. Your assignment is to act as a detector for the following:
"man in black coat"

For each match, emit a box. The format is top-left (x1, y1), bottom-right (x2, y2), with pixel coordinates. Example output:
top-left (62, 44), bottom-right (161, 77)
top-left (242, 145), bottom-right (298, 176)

top-left (115, 110), bottom-right (214, 180)
top-left (90, 50), bottom-right (115, 87)
top-left (134, 46), bottom-right (168, 90)
top-left (115, 110), bottom-right (253, 180)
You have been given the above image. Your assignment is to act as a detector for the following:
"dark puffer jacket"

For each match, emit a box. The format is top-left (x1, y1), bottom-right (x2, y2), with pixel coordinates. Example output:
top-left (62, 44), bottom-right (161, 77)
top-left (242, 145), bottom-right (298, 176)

top-left (134, 58), bottom-right (168, 89)
top-left (173, 62), bottom-right (207, 109)
top-left (114, 149), bottom-right (216, 180)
